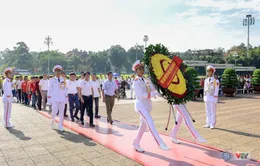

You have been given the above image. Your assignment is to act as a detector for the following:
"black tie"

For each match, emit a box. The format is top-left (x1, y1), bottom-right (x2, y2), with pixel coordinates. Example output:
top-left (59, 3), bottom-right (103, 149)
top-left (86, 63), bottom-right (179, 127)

top-left (58, 78), bottom-right (60, 82)
top-left (209, 78), bottom-right (211, 82)
top-left (141, 78), bottom-right (144, 82)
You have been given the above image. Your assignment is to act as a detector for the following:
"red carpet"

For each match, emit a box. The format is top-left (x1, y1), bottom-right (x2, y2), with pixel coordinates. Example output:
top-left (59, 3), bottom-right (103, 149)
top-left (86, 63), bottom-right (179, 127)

top-left (39, 111), bottom-right (259, 166)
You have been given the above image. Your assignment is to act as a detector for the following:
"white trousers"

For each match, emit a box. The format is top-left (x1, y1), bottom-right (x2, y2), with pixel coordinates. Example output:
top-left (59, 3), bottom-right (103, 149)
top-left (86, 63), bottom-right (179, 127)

top-left (170, 104), bottom-right (200, 139)
top-left (52, 102), bottom-right (65, 127)
top-left (3, 102), bottom-right (12, 127)
top-left (134, 109), bottom-right (164, 146)
top-left (130, 87), bottom-right (134, 98)
top-left (205, 101), bottom-right (216, 128)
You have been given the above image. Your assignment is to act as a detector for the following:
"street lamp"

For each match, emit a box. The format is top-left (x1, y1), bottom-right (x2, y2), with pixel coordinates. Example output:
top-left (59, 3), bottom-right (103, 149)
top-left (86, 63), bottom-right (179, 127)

top-left (143, 35), bottom-right (149, 49)
top-left (243, 15), bottom-right (255, 57)
top-left (233, 52), bottom-right (238, 66)
top-left (44, 36), bottom-right (53, 75)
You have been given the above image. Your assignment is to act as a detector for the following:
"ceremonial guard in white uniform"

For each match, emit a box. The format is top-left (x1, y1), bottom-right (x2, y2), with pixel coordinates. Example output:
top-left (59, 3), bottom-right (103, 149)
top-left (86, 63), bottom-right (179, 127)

top-left (2, 68), bottom-right (14, 128)
top-left (130, 75), bottom-right (134, 99)
top-left (170, 104), bottom-right (206, 144)
top-left (48, 65), bottom-right (67, 131)
top-left (132, 60), bottom-right (170, 152)
top-left (203, 65), bottom-right (219, 130)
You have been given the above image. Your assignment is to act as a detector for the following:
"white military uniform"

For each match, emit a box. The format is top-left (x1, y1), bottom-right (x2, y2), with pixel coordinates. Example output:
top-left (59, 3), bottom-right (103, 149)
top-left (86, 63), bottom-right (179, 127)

top-left (48, 65), bottom-right (67, 131)
top-left (132, 60), bottom-right (169, 152)
top-left (2, 77), bottom-right (13, 127)
top-left (130, 78), bottom-right (134, 99)
top-left (2, 68), bottom-right (14, 127)
top-left (170, 104), bottom-right (206, 143)
top-left (203, 66), bottom-right (219, 129)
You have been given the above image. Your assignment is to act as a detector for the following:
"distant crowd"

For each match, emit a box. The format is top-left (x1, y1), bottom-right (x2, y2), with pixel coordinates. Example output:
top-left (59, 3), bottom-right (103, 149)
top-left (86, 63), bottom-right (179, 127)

top-left (0, 73), bottom-right (137, 111)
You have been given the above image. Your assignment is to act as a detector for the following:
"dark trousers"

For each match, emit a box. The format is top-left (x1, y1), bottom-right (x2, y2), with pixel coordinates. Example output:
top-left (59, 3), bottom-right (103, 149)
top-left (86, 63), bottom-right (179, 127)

top-left (37, 90), bottom-right (42, 110)
top-left (80, 95), bottom-right (93, 125)
top-left (68, 94), bottom-right (80, 120)
top-left (32, 92), bottom-right (37, 109)
top-left (23, 92), bottom-right (29, 105)
top-left (17, 89), bottom-right (22, 102)
top-left (94, 97), bottom-right (99, 116)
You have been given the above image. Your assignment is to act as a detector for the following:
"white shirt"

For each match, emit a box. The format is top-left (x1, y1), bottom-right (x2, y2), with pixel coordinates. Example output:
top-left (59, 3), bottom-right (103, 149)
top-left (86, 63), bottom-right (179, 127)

top-left (47, 77), bottom-right (67, 102)
top-left (91, 80), bottom-right (101, 98)
top-left (66, 80), bottom-right (79, 94)
top-left (39, 79), bottom-right (49, 91)
top-left (79, 80), bottom-right (93, 96)
top-left (16, 80), bottom-right (23, 89)
top-left (3, 78), bottom-right (13, 102)
top-left (103, 79), bottom-right (118, 96)
top-left (203, 76), bottom-right (219, 103)
top-left (99, 78), bottom-right (104, 85)
top-left (132, 76), bottom-right (159, 112)
top-left (12, 80), bottom-right (16, 90)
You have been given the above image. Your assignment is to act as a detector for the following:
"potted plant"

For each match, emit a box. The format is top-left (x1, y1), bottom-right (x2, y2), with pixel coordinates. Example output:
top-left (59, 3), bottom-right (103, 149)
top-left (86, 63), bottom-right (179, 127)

top-left (252, 69), bottom-right (260, 94)
top-left (186, 67), bottom-right (200, 100)
top-left (221, 68), bottom-right (238, 97)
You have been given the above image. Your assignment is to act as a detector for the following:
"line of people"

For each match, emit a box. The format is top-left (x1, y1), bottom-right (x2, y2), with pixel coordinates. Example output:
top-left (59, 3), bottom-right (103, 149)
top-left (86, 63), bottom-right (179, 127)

top-left (2, 61), bottom-right (219, 154)
top-left (1, 65), bottom-right (121, 131)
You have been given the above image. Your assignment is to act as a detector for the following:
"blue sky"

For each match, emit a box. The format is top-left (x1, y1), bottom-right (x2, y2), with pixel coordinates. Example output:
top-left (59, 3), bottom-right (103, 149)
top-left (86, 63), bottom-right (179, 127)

top-left (0, 0), bottom-right (259, 53)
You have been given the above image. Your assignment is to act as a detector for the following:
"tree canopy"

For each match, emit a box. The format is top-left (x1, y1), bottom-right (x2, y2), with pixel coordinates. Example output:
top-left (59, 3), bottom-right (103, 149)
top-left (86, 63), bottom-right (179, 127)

top-left (1, 41), bottom-right (259, 74)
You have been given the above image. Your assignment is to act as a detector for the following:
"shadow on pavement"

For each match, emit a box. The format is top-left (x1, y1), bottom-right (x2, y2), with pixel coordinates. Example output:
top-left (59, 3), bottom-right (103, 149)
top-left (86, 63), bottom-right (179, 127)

top-left (142, 151), bottom-right (194, 166)
top-left (7, 128), bottom-right (31, 140)
top-left (179, 142), bottom-right (259, 166)
top-left (214, 128), bottom-right (260, 139)
top-left (95, 125), bottom-right (123, 137)
top-left (54, 129), bottom-right (97, 147)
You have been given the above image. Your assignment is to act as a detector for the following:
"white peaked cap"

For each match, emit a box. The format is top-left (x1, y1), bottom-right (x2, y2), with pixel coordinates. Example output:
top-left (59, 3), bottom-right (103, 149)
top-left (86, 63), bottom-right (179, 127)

top-left (206, 65), bottom-right (215, 72)
top-left (132, 60), bottom-right (143, 71)
top-left (3, 67), bottom-right (12, 75)
top-left (53, 65), bottom-right (62, 73)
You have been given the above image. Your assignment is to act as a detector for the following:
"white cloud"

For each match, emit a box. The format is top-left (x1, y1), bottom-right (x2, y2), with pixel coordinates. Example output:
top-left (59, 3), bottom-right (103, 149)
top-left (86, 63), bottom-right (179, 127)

top-left (185, 0), bottom-right (260, 11)
top-left (0, 0), bottom-right (259, 54)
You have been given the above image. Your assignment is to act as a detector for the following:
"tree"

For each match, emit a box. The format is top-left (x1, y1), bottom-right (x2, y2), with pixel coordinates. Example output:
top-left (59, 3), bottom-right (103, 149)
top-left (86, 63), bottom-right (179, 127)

top-left (2, 42), bottom-right (33, 70)
top-left (38, 51), bottom-right (67, 74)
top-left (108, 45), bottom-right (126, 73)
top-left (126, 45), bottom-right (144, 64)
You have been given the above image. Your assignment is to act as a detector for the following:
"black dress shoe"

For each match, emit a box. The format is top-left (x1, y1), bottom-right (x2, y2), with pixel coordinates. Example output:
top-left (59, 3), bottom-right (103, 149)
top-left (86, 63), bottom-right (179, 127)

top-left (81, 121), bottom-right (84, 125)
top-left (71, 119), bottom-right (74, 122)
top-left (64, 114), bottom-right (69, 117)
top-left (74, 116), bottom-right (80, 120)
top-left (90, 124), bottom-right (95, 127)
top-left (107, 118), bottom-right (110, 123)
top-left (95, 115), bottom-right (101, 119)
top-left (110, 121), bottom-right (113, 125)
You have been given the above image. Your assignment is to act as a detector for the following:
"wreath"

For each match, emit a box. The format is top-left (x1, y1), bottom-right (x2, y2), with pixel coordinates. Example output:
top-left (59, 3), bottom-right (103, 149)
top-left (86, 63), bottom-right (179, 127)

top-left (142, 44), bottom-right (195, 105)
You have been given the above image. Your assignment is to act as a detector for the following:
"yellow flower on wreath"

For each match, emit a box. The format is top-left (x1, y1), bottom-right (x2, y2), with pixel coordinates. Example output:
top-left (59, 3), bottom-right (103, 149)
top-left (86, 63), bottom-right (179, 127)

top-left (151, 54), bottom-right (187, 95)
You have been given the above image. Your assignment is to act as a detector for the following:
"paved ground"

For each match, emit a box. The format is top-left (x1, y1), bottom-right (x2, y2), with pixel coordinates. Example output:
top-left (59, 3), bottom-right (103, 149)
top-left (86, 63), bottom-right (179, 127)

top-left (0, 102), bottom-right (141, 166)
top-left (0, 91), bottom-right (260, 165)
top-left (100, 91), bottom-right (260, 160)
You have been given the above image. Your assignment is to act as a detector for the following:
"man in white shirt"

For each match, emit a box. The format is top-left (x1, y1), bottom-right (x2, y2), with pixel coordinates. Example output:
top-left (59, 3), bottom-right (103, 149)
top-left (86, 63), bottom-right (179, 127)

top-left (132, 60), bottom-right (170, 152)
top-left (39, 74), bottom-right (49, 111)
top-left (78, 72), bottom-right (95, 127)
top-left (130, 75), bottom-right (135, 99)
top-left (66, 72), bottom-right (80, 122)
top-left (99, 75), bottom-right (104, 90)
top-left (3, 68), bottom-right (14, 127)
top-left (16, 76), bottom-right (23, 103)
top-left (102, 72), bottom-right (119, 125)
top-left (203, 65), bottom-right (219, 130)
top-left (48, 65), bottom-right (67, 132)
top-left (91, 73), bottom-right (101, 119)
